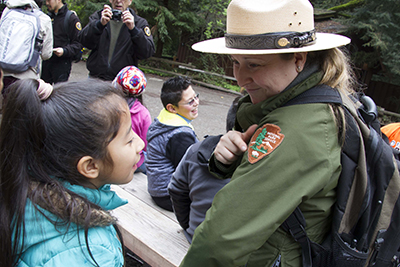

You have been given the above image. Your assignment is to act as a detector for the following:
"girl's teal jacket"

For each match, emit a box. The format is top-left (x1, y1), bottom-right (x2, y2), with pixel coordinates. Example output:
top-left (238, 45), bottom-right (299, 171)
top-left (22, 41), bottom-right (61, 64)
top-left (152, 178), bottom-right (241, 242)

top-left (15, 182), bottom-right (127, 266)
top-left (180, 71), bottom-right (342, 267)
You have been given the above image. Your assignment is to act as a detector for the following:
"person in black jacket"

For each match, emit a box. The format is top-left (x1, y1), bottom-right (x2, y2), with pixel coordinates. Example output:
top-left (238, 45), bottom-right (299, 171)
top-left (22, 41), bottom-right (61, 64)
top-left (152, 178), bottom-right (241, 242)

top-left (78, 0), bottom-right (155, 81)
top-left (41, 0), bottom-right (83, 84)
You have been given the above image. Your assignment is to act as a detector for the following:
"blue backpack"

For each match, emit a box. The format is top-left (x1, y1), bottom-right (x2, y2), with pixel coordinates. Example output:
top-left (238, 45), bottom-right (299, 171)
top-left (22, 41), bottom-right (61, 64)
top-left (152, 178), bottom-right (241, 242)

top-left (281, 85), bottom-right (400, 267)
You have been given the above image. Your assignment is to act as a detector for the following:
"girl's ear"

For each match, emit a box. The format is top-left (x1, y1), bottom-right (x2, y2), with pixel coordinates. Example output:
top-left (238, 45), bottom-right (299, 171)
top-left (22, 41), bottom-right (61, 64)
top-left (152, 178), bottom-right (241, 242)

top-left (77, 156), bottom-right (100, 179)
top-left (166, 103), bottom-right (177, 114)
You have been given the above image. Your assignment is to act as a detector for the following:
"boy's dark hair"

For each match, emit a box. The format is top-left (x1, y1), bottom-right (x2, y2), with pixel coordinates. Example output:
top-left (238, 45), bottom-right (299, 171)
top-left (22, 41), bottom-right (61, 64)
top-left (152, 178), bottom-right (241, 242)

top-left (0, 78), bottom-right (126, 267)
top-left (160, 76), bottom-right (192, 108)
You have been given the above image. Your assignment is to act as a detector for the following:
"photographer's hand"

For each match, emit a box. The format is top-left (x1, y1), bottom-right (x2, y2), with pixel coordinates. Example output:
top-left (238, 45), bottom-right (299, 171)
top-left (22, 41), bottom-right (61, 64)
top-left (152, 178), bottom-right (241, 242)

top-left (101, 5), bottom-right (112, 26)
top-left (122, 10), bottom-right (135, 30)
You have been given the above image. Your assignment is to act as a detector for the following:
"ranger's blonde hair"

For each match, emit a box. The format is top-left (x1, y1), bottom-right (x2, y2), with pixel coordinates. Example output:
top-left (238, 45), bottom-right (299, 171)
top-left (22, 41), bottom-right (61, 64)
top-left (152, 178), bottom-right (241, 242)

top-left (310, 47), bottom-right (358, 145)
top-left (316, 48), bottom-right (357, 95)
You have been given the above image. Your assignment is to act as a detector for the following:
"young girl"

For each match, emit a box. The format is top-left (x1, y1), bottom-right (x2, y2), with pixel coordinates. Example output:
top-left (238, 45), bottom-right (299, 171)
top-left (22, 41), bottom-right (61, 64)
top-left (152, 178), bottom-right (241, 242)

top-left (0, 78), bottom-right (144, 266)
top-left (112, 66), bottom-right (152, 174)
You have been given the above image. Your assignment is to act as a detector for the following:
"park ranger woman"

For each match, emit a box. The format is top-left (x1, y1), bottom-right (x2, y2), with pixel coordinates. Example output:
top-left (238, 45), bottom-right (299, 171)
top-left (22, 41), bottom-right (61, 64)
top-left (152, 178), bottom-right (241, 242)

top-left (180, 0), bottom-right (355, 266)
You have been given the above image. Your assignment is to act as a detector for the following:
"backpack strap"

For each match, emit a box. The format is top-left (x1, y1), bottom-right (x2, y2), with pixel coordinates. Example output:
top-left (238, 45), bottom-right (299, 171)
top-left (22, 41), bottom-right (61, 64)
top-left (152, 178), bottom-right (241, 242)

top-left (281, 207), bottom-right (313, 267)
top-left (284, 84), bottom-right (342, 107)
top-left (63, 10), bottom-right (82, 62)
top-left (64, 10), bottom-right (72, 43)
top-left (281, 84), bottom-right (342, 267)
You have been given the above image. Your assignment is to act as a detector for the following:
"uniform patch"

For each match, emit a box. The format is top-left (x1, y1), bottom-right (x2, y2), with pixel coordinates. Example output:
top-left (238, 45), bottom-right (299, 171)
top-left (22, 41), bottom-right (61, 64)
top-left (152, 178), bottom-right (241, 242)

top-left (76, 22), bottom-right (82, 31)
top-left (144, 26), bottom-right (151, 36)
top-left (248, 124), bottom-right (284, 164)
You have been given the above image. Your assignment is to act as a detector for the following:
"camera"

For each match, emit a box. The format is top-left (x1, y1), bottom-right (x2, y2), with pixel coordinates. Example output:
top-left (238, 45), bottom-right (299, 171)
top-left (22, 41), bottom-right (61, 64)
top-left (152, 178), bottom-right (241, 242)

top-left (111, 9), bottom-right (122, 21)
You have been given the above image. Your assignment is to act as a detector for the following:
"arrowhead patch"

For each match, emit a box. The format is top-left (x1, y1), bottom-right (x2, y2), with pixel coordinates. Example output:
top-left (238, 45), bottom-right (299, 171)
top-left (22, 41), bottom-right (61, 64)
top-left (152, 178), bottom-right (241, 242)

top-left (248, 124), bottom-right (284, 164)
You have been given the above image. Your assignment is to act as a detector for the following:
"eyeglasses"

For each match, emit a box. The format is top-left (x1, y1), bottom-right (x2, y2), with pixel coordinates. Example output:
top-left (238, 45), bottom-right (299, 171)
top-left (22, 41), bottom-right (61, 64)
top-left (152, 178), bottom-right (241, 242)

top-left (182, 93), bottom-right (199, 106)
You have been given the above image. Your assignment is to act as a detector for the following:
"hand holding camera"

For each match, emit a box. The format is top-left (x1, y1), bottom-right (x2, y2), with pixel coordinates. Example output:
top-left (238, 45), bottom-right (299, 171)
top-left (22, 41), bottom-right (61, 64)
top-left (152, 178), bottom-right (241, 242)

top-left (101, 5), bottom-right (135, 30)
top-left (121, 9), bottom-right (135, 30)
top-left (100, 5), bottom-right (112, 26)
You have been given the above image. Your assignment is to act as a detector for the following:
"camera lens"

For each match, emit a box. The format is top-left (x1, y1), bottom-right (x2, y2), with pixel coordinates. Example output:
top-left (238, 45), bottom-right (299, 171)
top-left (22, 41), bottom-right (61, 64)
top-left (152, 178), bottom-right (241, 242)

top-left (111, 9), bottom-right (122, 21)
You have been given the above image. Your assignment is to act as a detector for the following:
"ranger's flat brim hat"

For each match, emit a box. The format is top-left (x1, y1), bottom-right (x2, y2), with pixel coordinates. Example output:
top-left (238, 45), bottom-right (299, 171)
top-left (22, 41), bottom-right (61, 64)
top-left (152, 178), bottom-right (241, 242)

top-left (192, 0), bottom-right (351, 55)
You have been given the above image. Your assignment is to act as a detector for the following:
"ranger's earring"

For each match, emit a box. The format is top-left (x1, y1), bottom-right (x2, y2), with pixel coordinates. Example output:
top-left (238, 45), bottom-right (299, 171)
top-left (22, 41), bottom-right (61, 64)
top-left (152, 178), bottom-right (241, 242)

top-left (297, 66), bottom-right (302, 73)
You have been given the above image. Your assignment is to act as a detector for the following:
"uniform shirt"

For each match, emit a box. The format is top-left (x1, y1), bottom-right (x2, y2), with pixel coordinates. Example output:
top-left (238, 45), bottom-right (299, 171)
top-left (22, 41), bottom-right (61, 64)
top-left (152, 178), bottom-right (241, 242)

top-left (47, 4), bottom-right (82, 60)
top-left (180, 71), bottom-right (341, 267)
top-left (78, 8), bottom-right (155, 81)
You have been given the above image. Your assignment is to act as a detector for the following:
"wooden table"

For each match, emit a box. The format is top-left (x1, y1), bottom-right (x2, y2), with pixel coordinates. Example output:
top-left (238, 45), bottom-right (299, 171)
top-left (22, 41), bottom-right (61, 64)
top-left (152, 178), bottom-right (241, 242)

top-left (111, 172), bottom-right (190, 267)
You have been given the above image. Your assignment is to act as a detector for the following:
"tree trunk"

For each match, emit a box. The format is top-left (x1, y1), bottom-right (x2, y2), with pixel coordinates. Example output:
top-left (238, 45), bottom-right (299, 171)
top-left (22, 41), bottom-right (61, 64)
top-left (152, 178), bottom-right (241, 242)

top-left (155, 38), bottom-right (164, 57)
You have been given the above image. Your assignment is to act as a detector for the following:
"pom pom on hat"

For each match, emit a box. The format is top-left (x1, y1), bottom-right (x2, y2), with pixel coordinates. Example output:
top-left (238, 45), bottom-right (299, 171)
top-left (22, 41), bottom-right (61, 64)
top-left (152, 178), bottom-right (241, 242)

top-left (112, 66), bottom-right (147, 96)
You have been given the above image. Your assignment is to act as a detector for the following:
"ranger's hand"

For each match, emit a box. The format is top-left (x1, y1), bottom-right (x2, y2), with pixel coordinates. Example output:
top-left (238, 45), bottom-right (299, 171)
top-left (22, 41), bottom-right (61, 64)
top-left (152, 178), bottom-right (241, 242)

top-left (214, 124), bottom-right (257, 165)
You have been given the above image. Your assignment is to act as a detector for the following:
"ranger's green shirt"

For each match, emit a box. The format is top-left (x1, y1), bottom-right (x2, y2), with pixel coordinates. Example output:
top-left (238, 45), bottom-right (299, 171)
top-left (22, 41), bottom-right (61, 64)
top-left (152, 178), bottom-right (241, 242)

top-left (180, 72), bottom-right (342, 267)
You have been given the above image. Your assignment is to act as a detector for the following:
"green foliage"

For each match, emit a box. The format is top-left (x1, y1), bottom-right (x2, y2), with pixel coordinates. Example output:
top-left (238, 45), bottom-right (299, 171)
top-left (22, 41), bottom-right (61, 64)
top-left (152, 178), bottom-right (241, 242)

top-left (310, 0), bottom-right (348, 9)
top-left (64, 0), bottom-right (103, 26)
top-left (132, 0), bottom-right (206, 57)
top-left (197, 0), bottom-right (228, 40)
top-left (130, 0), bottom-right (228, 57)
top-left (139, 67), bottom-right (172, 77)
top-left (181, 0), bottom-right (229, 77)
top-left (344, 0), bottom-right (400, 85)
top-left (328, 0), bottom-right (364, 11)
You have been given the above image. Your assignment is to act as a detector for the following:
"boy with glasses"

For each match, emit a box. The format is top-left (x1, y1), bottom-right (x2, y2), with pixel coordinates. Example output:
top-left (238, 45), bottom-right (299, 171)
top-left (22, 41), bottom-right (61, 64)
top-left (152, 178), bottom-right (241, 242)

top-left (146, 76), bottom-right (199, 211)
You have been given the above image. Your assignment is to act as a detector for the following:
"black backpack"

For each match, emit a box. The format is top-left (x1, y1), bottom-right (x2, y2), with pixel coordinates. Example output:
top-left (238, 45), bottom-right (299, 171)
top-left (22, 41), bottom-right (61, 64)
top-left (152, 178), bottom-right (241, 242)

top-left (63, 10), bottom-right (82, 63)
top-left (281, 85), bottom-right (400, 267)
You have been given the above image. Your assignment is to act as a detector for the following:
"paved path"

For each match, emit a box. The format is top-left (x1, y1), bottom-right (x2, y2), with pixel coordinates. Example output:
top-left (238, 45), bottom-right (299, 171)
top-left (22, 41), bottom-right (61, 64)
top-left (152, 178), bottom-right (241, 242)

top-left (70, 61), bottom-right (239, 140)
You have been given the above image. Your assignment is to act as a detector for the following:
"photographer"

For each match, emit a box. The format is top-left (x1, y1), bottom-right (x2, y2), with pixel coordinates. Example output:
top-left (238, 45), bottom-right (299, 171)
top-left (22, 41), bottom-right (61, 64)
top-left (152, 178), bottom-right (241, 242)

top-left (78, 0), bottom-right (155, 81)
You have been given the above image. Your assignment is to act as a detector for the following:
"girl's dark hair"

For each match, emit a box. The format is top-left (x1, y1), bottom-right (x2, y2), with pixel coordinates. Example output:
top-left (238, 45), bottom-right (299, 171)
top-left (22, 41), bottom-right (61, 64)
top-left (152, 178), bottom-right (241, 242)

top-left (0, 78), bottom-right (126, 267)
top-left (160, 76), bottom-right (192, 108)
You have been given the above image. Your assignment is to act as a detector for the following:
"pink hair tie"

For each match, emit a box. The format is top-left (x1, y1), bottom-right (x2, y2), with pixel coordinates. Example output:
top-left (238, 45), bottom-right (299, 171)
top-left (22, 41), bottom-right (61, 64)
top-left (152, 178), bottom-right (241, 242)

top-left (37, 79), bottom-right (53, 101)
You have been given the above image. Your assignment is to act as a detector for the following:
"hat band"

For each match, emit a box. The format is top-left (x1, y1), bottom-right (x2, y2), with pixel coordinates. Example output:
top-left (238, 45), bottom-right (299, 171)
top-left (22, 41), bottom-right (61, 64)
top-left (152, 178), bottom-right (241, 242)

top-left (225, 29), bottom-right (317, 49)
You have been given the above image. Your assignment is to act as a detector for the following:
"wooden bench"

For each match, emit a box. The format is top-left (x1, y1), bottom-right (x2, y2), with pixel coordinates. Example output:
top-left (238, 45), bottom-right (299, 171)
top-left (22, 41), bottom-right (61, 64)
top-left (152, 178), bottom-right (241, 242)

top-left (111, 173), bottom-right (190, 267)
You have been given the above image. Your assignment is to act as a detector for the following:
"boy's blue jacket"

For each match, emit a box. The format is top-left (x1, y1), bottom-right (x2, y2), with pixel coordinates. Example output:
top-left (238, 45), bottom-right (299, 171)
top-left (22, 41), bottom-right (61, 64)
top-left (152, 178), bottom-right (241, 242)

top-left (15, 182), bottom-right (127, 266)
top-left (146, 109), bottom-right (198, 197)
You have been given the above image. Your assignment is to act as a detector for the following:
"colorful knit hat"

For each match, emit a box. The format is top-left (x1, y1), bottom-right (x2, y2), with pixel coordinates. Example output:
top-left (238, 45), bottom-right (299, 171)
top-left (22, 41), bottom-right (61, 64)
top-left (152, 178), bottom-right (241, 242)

top-left (112, 66), bottom-right (147, 96)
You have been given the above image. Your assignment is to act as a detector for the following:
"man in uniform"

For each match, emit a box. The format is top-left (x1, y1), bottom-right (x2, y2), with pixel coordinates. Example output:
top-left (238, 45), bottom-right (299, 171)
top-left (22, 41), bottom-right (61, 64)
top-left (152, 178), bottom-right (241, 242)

top-left (78, 0), bottom-right (155, 81)
top-left (41, 0), bottom-right (82, 84)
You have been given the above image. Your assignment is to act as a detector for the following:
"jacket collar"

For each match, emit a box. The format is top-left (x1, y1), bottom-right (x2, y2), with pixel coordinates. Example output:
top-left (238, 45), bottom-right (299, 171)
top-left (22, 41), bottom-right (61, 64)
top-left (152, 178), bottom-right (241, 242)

top-left (49, 3), bottom-right (67, 17)
top-left (28, 181), bottom-right (127, 228)
top-left (157, 108), bottom-right (194, 129)
top-left (236, 71), bottom-right (324, 131)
